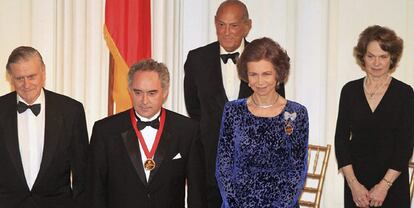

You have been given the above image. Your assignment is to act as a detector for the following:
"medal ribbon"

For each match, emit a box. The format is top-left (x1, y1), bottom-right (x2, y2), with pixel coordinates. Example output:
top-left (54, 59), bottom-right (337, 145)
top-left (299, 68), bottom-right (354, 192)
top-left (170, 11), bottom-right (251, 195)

top-left (130, 108), bottom-right (166, 161)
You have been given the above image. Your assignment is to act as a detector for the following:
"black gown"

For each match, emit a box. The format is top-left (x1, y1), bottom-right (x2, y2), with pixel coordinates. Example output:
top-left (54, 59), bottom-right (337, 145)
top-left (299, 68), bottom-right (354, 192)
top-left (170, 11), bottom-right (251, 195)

top-left (335, 77), bottom-right (414, 208)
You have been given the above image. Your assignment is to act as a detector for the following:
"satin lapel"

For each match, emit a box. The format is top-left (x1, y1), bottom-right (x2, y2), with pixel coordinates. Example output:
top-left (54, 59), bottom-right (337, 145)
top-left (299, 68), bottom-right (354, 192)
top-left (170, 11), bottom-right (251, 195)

top-left (121, 129), bottom-right (147, 186)
top-left (147, 120), bottom-right (172, 184)
top-left (34, 92), bottom-right (62, 186)
top-left (3, 94), bottom-right (27, 186)
top-left (238, 39), bottom-right (253, 99)
top-left (208, 43), bottom-right (228, 109)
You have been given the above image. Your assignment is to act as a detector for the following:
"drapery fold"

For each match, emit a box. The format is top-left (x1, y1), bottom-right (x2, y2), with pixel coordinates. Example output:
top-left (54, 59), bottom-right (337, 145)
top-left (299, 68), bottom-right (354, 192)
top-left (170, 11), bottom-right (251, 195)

top-left (104, 0), bottom-right (151, 113)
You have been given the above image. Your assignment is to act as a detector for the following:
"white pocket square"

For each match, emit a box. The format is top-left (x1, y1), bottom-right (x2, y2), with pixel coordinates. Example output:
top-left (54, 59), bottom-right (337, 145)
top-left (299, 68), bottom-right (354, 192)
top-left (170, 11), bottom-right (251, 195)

top-left (172, 153), bottom-right (182, 160)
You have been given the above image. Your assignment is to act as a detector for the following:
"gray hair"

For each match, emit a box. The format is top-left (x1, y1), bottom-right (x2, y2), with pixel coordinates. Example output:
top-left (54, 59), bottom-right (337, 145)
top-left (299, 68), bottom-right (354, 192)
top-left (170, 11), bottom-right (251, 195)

top-left (128, 59), bottom-right (170, 90)
top-left (6, 46), bottom-right (45, 72)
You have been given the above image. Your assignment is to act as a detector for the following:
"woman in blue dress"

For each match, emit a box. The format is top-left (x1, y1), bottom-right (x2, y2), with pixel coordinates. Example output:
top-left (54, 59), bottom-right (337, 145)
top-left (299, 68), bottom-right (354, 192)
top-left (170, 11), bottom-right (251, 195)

top-left (216, 37), bottom-right (308, 208)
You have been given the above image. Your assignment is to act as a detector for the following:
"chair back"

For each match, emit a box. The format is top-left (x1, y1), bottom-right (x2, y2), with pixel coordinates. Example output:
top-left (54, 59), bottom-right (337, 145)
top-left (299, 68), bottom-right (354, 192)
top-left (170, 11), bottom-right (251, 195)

top-left (299, 144), bottom-right (331, 208)
top-left (409, 161), bottom-right (414, 201)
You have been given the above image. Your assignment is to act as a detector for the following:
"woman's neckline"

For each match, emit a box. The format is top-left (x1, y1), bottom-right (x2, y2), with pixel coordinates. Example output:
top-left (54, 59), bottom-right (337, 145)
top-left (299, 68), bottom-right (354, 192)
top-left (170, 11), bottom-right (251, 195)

top-left (244, 98), bottom-right (288, 118)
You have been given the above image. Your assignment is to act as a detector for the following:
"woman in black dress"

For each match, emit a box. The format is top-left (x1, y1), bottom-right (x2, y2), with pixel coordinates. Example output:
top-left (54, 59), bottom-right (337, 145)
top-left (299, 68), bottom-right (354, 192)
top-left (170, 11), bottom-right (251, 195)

top-left (335, 25), bottom-right (414, 208)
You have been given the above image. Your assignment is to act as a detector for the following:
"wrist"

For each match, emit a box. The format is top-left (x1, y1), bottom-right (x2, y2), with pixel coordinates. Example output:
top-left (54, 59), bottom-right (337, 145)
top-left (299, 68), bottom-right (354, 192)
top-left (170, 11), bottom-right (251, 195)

top-left (347, 177), bottom-right (358, 187)
top-left (381, 178), bottom-right (393, 189)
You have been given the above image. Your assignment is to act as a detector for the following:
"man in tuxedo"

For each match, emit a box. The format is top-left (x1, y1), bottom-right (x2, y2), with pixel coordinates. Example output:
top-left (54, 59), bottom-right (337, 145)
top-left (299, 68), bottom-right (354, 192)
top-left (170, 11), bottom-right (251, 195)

top-left (184, 0), bottom-right (285, 207)
top-left (0, 46), bottom-right (88, 208)
top-left (87, 59), bottom-right (206, 208)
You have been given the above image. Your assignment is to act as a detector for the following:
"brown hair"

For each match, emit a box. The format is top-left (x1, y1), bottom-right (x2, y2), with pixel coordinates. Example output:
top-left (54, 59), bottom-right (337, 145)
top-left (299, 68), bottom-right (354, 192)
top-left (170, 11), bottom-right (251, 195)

top-left (354, 25), bottom-right (403, 71)
top-left (237, 37), bottom-right (290, 85)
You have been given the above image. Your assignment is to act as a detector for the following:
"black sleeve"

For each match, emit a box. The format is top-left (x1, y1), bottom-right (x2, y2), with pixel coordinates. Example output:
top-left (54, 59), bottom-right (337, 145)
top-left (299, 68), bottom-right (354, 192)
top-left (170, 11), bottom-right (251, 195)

top-left (186, 125), bottom-right (207, 208)
top-left (85, 122), bottom-right (108, 208)
top-left (335, 85), bottom-right (352, 169)
top-left (184, 51), bottom-right (201, 121)
top-left (390, 85), bottom-right (414, 171)
top-left (71, 103), bottom-right (89, 205)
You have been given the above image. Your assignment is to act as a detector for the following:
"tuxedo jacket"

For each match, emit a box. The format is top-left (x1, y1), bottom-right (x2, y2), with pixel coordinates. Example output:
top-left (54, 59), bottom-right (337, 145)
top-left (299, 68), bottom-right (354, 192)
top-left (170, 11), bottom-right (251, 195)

top-left (0, 89), bottom-right (88, 208)
top-left (86, 109), bottom-right (206, 208)
top-left (184, 41), bottom-right (285, 207)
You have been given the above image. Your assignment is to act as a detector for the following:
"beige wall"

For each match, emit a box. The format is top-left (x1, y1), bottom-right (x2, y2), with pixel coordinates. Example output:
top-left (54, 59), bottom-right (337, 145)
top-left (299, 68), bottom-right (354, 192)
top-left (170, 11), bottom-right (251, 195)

top-left (0, 0), bottom-right (31, 94)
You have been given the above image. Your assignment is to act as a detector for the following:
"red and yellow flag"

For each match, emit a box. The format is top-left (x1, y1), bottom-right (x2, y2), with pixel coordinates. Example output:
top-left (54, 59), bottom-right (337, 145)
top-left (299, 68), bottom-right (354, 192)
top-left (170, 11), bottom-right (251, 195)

top-left (104, 0), bottom-right (151, 113)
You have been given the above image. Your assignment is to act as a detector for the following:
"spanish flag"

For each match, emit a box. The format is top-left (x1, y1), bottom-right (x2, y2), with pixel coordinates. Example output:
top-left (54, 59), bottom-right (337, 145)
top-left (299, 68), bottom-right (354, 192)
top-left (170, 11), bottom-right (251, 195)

top-left (104, 0), bottom-right (151, 114)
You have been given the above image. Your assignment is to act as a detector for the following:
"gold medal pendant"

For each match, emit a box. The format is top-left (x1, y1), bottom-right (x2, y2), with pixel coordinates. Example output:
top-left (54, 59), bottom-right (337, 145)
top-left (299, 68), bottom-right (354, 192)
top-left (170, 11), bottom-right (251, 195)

top-left (285, 121), bottom-right (293, 135)
top-left (144, 159), bottom-right (156, 171)
top-left (130, 109), bottom-right (166, 173)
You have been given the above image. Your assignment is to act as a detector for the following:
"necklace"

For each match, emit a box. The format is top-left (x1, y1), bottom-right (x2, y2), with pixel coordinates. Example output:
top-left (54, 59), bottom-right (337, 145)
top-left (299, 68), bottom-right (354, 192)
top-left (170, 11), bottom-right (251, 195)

top-left (250, 94), bottom-right (280, 109)
top-left (363, 75), bottom-right (390, 100)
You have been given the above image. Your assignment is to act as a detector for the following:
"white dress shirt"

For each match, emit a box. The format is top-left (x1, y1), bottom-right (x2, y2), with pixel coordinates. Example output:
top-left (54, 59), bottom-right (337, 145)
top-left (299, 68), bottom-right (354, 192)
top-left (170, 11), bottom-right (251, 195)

top-left (135, 110), bottom-right (161, 181)
top-left (220, 41), bottom-right (244, 101)
top-left (17, 89), bottom-right (45, 190)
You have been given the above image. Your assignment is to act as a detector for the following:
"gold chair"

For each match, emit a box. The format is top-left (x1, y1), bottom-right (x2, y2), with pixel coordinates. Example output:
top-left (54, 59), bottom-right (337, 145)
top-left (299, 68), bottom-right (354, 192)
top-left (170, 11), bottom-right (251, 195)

top-left (409, 161), bottom-right (414, 201)
top-left (299, 144), bottom-right (331, 208)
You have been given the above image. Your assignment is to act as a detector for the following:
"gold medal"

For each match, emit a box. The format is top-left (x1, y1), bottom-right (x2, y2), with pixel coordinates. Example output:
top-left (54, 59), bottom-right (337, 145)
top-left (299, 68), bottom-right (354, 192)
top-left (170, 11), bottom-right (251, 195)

top-left (130, 109), bottom-right (166, 173)
top-left (144, 159), bottom-right (156, 171)
top-left (285, 121), bottom-right (293, 135)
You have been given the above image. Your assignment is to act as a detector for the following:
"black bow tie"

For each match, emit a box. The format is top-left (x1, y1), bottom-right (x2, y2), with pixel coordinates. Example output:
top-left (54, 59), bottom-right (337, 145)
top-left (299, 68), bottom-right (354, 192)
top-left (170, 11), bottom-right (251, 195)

top-left (136, 117), bottom-right (160, 130)
top-left (220, 52), bottom-right (240, 64)
top-left (17, 101), bottom-right (41, 116)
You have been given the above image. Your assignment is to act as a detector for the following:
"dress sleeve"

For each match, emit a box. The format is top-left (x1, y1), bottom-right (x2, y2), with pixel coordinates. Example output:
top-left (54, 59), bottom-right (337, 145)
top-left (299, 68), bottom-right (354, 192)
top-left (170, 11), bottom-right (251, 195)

top-left (390, 85), bottom-right (414, 171)
top-left (335, 85), bottom-right (352, 169)
top-left (280, 106), bottom-right (309, 207)
top-left (215, 103), bottom-right (238, 208)
top-left (184, 51), bottom-right (201, 121)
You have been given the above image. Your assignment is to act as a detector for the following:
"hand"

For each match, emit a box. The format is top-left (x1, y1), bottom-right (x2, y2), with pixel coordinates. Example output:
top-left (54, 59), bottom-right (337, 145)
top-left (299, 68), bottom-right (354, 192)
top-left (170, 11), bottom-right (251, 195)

top-left (369, 181), bottom-right (389, 207)
top-left (349, 181), bottom-right (370, 207)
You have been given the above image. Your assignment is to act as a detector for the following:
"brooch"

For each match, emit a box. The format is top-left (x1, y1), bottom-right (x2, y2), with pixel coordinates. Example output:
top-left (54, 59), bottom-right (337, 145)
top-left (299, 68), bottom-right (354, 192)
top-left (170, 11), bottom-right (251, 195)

top-left (283, 111), bottom-right (297, 135)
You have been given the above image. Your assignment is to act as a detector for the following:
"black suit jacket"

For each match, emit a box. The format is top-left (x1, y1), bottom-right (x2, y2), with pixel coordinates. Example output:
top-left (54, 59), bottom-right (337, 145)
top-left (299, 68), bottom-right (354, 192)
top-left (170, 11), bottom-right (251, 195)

top-left (0, 89), bottom-right (88, 208)
top-left (184, 41), bottom-right (285, 207)
top-left (86, 109), bottom-right (206, 208)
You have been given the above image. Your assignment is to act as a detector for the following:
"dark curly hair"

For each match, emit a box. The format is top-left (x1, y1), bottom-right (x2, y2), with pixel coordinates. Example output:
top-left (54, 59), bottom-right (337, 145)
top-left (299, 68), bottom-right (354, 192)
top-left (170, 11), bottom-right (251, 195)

top-left (354, 25), bottom-right (403, 71)
top-left (237, 37), bottom-right (290, 87)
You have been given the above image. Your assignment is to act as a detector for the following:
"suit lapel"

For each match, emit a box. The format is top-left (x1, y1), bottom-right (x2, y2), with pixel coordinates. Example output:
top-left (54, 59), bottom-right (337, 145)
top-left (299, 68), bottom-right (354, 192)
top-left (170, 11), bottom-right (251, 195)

top-left (238, 40), bottom-right (253, 99)
top-left (3, 93), bottom-right (27, 186)
top-left (210, 40), bottom-right (254, 106)
top-left (208, 42), bottom-right (228, 108)
top-left (34, 91), bottom-right (62, 188)
top-left (121, 128), bottom-right (148, 186)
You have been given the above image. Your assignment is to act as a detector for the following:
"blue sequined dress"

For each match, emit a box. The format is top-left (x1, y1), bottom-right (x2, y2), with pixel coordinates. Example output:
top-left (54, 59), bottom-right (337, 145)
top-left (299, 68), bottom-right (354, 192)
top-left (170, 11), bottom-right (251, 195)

top-left (216, 99), bottom-right (308, 208)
